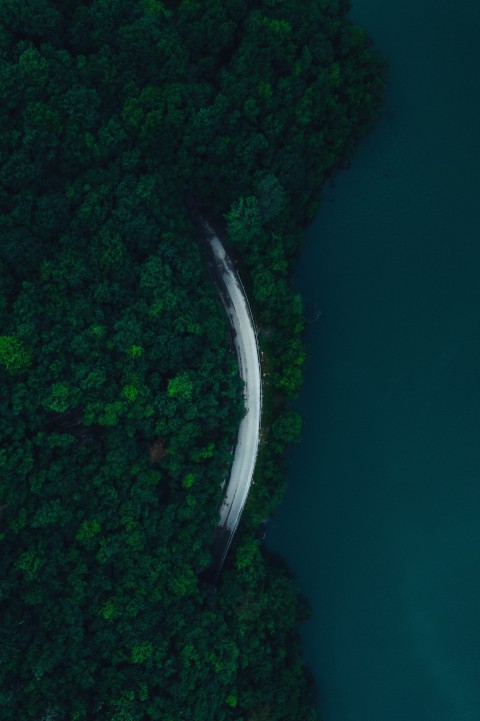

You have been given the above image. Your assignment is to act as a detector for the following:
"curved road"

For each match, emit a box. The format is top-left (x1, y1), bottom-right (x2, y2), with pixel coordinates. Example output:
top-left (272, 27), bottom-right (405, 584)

top-left (203, 221), bottom-right (262, 572)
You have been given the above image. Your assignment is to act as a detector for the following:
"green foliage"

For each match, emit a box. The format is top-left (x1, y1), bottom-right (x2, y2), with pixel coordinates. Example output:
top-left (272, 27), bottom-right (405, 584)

top-left (101, 599), bottom-right (118, 620)
top-left (257, 173), bottom-right (286, 223)
top-left (0, 1), bottom-right (385, 719)
top-left (76, 518), bottom-right (102, 545)
top-left (131, 642), bottom-right (153, 664)
top-left (127, 344), bottom-right (144, 359)
top-left (90, 323), bottom-right (106, 337)
top-left (16, 549), bottom-right (43, 580)
top-left (45, 381), bottom-right (72, 413)
top-left (225, 694), bottom-right (237, 708)
top-left (225, 196), bottom-right (262, 250)
top-left (182, 472), bottom-right (195, 488)
top-left (235, 538), bottom-right (263, 584)
top-left (0, 336), bottom-right (31, 374)
top-left (167, 371), bottom-right (193, 400)
top-left (271, 411), bottom-right (302, 453)
top-left (122, 384), bottom-right (139, 402)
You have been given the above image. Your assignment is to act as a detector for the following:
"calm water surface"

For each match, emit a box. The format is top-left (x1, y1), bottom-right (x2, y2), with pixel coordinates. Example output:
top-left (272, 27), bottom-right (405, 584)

top-left (267, 2), bottom-right (480, 720)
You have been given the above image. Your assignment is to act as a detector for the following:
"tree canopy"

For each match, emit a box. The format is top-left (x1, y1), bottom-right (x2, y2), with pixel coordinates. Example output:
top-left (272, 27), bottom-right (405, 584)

top-left (0, 1), bottom-right (385, 719)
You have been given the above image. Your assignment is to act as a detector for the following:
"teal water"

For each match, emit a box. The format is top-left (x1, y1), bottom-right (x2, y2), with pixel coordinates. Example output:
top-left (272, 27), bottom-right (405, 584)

top-left (267, 2), bottom-right (480, 720)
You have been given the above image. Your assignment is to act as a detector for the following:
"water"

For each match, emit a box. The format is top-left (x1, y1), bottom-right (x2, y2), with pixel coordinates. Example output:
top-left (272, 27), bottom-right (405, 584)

top-left (267, 1), bottom-right (480, 719)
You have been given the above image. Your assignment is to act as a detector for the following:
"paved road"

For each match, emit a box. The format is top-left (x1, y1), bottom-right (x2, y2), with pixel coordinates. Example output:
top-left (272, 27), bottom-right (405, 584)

top-left (203, 222), bottom-right (262, 566)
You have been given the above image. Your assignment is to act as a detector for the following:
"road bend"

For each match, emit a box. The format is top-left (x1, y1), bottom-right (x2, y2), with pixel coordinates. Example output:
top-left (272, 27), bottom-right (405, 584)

top-left (202, 220), bottom-right (262, 577)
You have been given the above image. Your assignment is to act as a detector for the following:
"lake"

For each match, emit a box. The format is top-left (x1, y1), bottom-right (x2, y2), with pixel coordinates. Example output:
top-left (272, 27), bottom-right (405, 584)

top-left (267, 1), bottom-right (480, 719)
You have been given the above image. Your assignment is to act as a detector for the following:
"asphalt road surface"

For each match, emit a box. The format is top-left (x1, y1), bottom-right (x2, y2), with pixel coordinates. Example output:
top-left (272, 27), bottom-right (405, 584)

top-left (204, 223), bottom-right (262, 557)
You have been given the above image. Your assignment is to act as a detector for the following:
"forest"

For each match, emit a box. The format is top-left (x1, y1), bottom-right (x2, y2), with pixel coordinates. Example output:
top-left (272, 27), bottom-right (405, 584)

top-left (0, 1), bottom-right (385, 720)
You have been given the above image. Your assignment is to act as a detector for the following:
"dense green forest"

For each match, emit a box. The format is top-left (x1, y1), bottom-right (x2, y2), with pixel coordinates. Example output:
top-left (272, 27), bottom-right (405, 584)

top-left (0, 1), bottom-right (385, 719)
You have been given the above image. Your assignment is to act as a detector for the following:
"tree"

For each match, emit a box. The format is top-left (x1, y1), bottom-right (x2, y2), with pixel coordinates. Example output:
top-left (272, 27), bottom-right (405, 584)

top-left (0, 0), bottom-right (384, 717)
top-left (0, 336), bottom-right (32, 374)
top-left (225, 196), bottom-right (262, 250)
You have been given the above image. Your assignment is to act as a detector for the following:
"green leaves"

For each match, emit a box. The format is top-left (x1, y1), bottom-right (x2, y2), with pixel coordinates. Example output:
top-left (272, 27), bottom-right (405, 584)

top-left (45, 381), bottom-right (72, 413)
top-left (235, 538), bottom-right (263, 577)
top-left (182, 472), bottom-right (195, 488)
top-left (75, 518), bottom-right (102, 546)
top-left (16, 549), bottom-right (44, 581)
top-left (0, 0), bottom-right (384, 718)
top-left (167, 371), bottom-right (193, 400)
top-left (131, 642), bottom-right (153, 664)
top-left (270, 411), bottom-right (302, 453)
top-left (225, 196), bottom-right (262, 250)
top-left (257, 174), bottom-right (286, 222)
top-left (225, 693), bottom-right (237, 708)
top-left (122, 384), bottom-right (139, 402)
top-left (99, 401), bottom-right (124, 426)
top-left (32, 499), bottom-right (70, 528)
top-left (100, 599), bottom-right (118, 620)
top-left (127, 345), bottom-right (144, 359)
top-left (0, 336), bottom-right (31, 374)
top-left (18, 47), bottom-right (49, 85)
